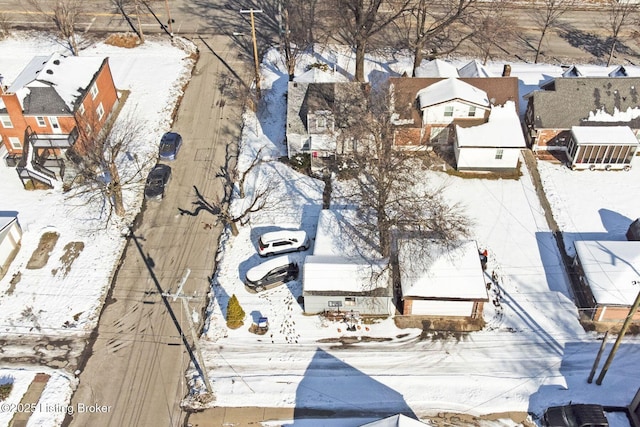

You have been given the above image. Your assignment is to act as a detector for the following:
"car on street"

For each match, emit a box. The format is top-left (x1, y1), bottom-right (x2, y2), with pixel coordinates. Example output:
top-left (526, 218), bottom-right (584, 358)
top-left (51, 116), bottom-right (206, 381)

top-left (144, 164), bottom-right (172, 200)
top-left (542, 404), bottom-right (609, 427)
top-left (257, 230), bottom-right (310, 257)
top-left (159, 131), bottom-right (183, 160)
top-left (245, 255), bottom-right (299, 292)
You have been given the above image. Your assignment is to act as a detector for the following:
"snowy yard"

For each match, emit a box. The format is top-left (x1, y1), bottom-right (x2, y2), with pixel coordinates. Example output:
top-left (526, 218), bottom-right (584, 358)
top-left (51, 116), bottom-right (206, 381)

top-left (1, 33), bottom-right (639, 426)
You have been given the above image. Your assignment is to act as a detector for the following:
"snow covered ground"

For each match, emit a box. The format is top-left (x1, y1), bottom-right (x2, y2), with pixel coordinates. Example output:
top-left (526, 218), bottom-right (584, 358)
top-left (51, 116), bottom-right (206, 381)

top-left (196, 47), bottom-right (640, 425)
top-left (0, 33), bottom-right (195, 426)
top-left (1, 33), bottom-right (639, 426)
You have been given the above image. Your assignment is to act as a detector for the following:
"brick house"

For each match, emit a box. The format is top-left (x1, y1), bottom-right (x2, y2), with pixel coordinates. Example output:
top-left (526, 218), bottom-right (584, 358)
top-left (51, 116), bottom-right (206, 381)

top-left (523, 76), bottom-right (640, 154)
top-left (389, 75), bottom-right (519, 149)
top-left (0, 53), bottom-right (119, 188)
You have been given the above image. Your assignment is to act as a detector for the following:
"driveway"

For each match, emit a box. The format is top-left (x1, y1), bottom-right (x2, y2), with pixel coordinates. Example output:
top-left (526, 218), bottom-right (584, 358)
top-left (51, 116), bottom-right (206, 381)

top-left (66, 34), bottom-right (249, 427)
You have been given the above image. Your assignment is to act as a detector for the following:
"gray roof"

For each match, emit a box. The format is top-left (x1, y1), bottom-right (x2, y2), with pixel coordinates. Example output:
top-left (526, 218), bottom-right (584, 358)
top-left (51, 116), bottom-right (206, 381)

top-left (22, 86), bottom-right (71, 115)
top-left (526, 77), bottom-right (640, 128)
top-left (286, 82), bottom-right (368, 136)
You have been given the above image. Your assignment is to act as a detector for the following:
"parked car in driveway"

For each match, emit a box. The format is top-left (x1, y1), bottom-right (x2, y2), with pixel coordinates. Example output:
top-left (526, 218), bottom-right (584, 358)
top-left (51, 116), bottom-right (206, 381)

top-left (144, 164), bottom-right (172, 200)
top-left (159, 132), bottom-right (183, 160)
top-left (543, 404), bottom-right (609, 427)
top-left (245, 255), bottom-right (299, 292)
top-left (257, 230), bottom-right (310, 257)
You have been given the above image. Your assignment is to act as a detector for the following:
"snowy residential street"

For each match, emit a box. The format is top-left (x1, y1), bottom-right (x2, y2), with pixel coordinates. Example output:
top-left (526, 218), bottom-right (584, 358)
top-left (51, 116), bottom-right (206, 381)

top-left (0, 31), bottom-right (640, 427)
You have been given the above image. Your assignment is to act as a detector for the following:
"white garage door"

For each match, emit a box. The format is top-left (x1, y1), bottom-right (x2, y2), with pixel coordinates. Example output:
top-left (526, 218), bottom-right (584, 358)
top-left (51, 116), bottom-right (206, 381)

top-left (410, 300), bottom-right (473, 317)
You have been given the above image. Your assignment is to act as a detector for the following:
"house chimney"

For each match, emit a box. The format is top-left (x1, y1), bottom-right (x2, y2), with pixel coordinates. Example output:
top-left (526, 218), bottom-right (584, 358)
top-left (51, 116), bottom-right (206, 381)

top-left (502, 64), bottom-right (511, 77)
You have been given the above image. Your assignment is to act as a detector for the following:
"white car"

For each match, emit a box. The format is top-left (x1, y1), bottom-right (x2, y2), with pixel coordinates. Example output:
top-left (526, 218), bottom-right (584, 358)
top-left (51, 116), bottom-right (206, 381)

top-left (257, 230), bottom-right (310, 257)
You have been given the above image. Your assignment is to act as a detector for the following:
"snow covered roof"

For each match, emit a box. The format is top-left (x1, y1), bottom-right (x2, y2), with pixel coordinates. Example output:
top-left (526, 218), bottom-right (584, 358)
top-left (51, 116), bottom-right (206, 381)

top-left (360, 414), bottom-right (427, 427)
top-left (574, 240), bottom-right (640, 306)
top-left (414, 59), bottom-right (459, 78)
top-left (398, 239), bottom-right (489, 300)
top-left (0, 213), bottom-right (19, 237)
top-left (458, 59), bottom-right (495, 78)
top-left (303, 255), bottom-right (390, 293)
top-left (562, 65), bottom-right (613, 78)
top-left (294, 66), bottom-right (348, 83)
top-left (417, 78), bottom-right (489, 109)
top-left (455, 101), bottom-right (527, 148)
top-left (571, 126), bottom-right (639, 146)
top-left (7, 53), bottom-right (106, 111)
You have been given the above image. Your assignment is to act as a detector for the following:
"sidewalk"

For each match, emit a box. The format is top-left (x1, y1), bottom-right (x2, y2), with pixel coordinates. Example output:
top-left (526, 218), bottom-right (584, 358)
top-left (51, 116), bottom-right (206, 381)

top-left (9, 373), bottom-right (50, 427)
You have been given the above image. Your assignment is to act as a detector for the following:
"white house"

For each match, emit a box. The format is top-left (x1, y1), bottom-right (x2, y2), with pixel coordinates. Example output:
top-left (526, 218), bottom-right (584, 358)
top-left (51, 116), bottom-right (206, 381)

top-left (453, 101), bottom-right (526, 171)
top-left (0, 213), bottom-right (22, 279)
top-left (573, 240), bottom-right (640, 322)
top-left (416, 78), bottom-right (491, 145)
top-left (397, 239), bottom-right (488, 319)
top-left (566, 126), bottom-right (638, 171)
top-left (302, 209), bottom-right (394, 315)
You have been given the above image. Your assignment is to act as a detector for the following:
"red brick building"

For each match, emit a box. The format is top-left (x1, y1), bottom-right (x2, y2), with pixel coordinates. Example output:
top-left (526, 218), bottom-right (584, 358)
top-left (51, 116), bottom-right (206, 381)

top-left (0, 53), bottom-right (119, 188)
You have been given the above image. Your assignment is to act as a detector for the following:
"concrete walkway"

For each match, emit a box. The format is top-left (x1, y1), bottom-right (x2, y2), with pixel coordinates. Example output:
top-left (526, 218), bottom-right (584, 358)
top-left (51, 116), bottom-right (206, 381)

top-left (9, 373), bottom-right (50, 427)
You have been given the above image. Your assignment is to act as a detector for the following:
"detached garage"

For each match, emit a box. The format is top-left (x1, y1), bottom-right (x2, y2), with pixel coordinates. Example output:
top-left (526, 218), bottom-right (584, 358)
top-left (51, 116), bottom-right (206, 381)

top-left (397, 239), bottom-right (488, 319)
top-left (566, 126), bottom-right (638, 170)
top-left (302, 255), bottom-right (394, 316)
top-left (574, 240), bottom-right (640, 322)
top-left (0, 213), bottom-right (22, 279)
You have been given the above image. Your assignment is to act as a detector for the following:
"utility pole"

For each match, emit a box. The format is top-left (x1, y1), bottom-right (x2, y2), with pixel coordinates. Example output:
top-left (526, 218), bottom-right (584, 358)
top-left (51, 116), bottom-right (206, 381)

top-left (164, 0), bottom-right (174, 34)
top-left (240, 9), bottom-right (263, 99)
top-left (596, 289), bottom-right (640, 385)
top-left (587, 331), bottom-right (608, 383)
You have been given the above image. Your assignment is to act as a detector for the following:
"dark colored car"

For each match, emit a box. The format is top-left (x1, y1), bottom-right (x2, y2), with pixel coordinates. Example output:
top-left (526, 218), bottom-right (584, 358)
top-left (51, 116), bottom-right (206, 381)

top-left (159, 132), bottom-right (183, 160)
top-left (245, 255), bottom-right (299, 292)
top-left (543, 404), bottom-right (609, 427)
top-left (144, 164), bottom-right (172, 200)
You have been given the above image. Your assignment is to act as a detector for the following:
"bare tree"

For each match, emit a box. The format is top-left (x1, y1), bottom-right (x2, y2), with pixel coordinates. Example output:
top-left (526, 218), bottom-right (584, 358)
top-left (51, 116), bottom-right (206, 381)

top-left (111, 0), bottom-right (145, 43)
top-left (330, 0), bottom-right (411, 82)
top-left (26, 0), bottom-right (83, 55)
top-left (530, 0), bottom-right (576, 63)
top-left (66, 111), bottom-right (150, 222)
top-left (602, 0), bottom-right (640, 66)
top-left (178, 145), bottom-right (277, 236)
top-left (467, 0), bottom-right (515, 65)
top-left (336, 85), bottom-right (471, 257)
top-left (281, 0), bottom-right (318, 80)
top-left (400, 0), bottom-right (476, 75)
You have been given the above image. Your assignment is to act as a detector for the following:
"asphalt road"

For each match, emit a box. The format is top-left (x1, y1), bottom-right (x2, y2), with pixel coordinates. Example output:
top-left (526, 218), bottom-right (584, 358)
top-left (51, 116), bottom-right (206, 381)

top-left (66, 34), bottom-right (249, 427)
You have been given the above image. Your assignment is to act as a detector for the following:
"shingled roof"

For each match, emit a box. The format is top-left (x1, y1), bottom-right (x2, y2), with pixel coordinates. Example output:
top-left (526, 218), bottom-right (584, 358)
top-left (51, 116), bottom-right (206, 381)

top-left (390, 76), bottom-right (520, 126)
top-left (525, 77), bottom-right (640, 129)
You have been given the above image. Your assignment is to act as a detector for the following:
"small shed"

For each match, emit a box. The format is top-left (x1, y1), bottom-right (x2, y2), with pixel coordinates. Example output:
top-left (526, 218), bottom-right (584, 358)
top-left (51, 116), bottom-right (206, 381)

top-left (302, 255), bottom-right (393, 316)
top-left (453, 101), bottom-right (525, 171)
top-left (566, 126), bottom-right (639, 170)
top-left (573, 240), bottom-right (640, 322)
top-left (0, 213), bottom-right (22, 279)
top-left (397, 239), bottom-right (488, 318)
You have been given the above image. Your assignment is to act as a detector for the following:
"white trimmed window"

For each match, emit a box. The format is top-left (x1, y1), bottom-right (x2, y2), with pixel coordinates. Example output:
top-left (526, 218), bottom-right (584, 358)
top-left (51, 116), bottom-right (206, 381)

top-left (90, 83), bottom-right (99, 100)
top-left (96, 102), bottom-right (105, 121)
top-left (316, 116), bottom-right (326, 129)
top-left (444, 105), bottom-right (454, 117)
top-left (36, 116), bottom-right (46, 127)
top-left (468, 106), bottom-right (477, 117)
top-left (495, 148), bottom-right (504, 160)
top-left (78, 104), bottom-right (85, 116)
top-left (0, 115), bottom-right (13, 128)
top-left (344, 297), bottom-right (356, 306)
top-left (9, 137), bottom-right (22, 149)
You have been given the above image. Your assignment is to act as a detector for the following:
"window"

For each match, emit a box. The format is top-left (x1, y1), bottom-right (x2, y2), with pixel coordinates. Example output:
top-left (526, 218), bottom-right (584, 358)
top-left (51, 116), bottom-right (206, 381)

top-left (9, 137), bottom-right (22, 149)
top-left (78, 104), bottom-right (85, 116)
top-left (316, 116), bottom-right (326, 129)
top-left (344, 297), bottom-right (356, 306)
top-left (444, 106), bottom-right (454, 117)
top-left (0, 115), bottom-right (13, 128)
top-left (36, 116), bottom-right (46, 127)
top-left (468, 106), bottom-right (476, 117)
top-left (90, 83), bottom-right (99, 100)
top-left (495, 148), bottom-right (504, 160)
top-left (96, 102), bottom-right (105, 121)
